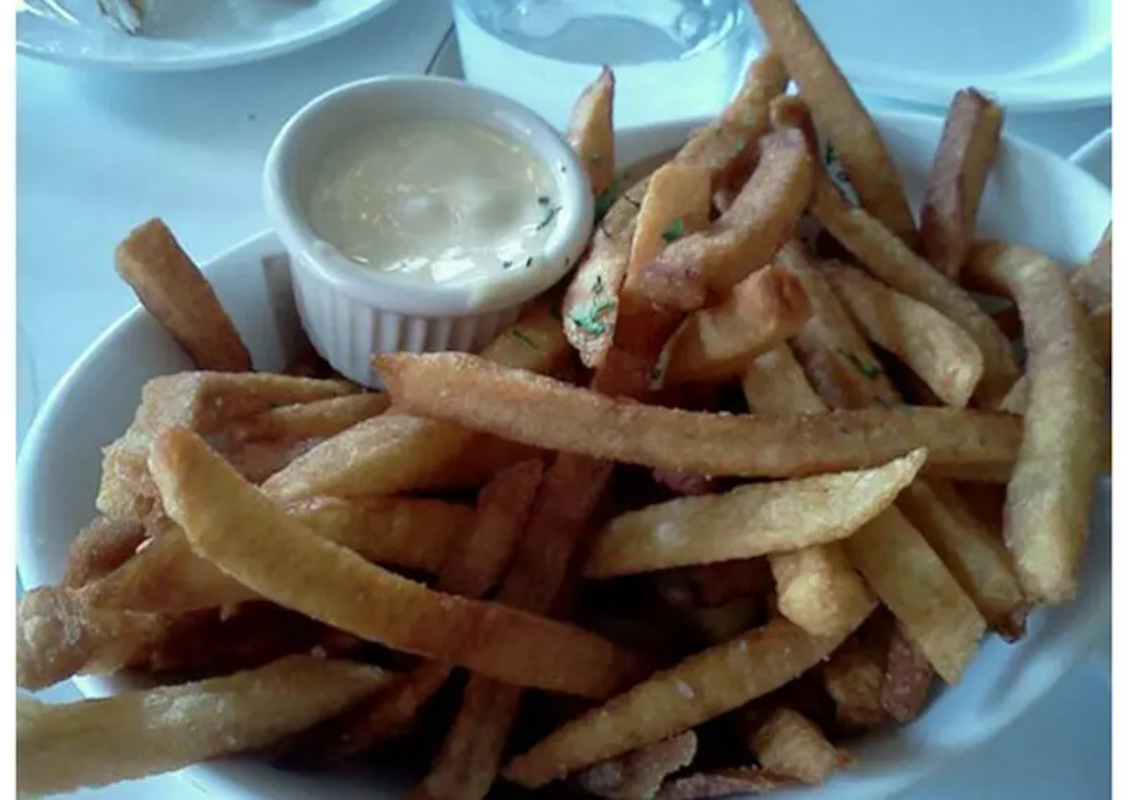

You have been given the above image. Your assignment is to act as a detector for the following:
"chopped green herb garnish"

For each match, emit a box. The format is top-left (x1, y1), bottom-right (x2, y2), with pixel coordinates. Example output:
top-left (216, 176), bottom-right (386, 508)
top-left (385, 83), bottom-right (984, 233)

top-left (594, 181), bottom-right (622, 221)
top-left (662, 218), bottom-right (686, 243)
top-left (568, 299), bottom-right (615, 336)
top-left (501, 259), bottom-right (514, 269)
top-left (537, 204), bottom-right (562, 231)
top-left (840, 349), bottom-right (882, 379)
top-left (650, 363), bottom-right (665, 384)
top-left (824, 143), bottom-right (837, 164)
top-left (525, 256), bottom-right (534, 268)
top-left (511, 330), bottom-right (539, 349)
top-left (537, 195), bottom-right (551, 206)
top-left (590, 152), bottom-right (603, 163)
top-left (592, 275), bottom-right (605, 295)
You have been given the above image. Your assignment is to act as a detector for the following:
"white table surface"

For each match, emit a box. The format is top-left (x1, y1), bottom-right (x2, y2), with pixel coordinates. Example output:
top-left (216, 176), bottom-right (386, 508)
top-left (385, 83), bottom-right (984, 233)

top-left (17, 9), bottom-right (1110, 799)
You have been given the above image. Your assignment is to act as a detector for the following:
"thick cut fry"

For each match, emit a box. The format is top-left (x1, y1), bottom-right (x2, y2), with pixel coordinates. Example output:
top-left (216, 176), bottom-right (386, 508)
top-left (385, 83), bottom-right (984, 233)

top-left (503, 609), bottom-right (872, 789)
top-left (1071, 223), bottom-right (1111, 314)
top-left (919, 89), bottom-right (1004, 279)
top-left (574, 732), bottom-right (698, 800)
top-left (657, 768), bottom-right (792, 800)
top-left (62, 516), bottom-right (146, 588)
top-left (292, 461), bottom-right (544, 767)
top-left (568, 66), bottom-right (616, 197)
top-left (262, 304), bottom-right (566, 502)
top-left (822, 263), bottom-right (985, 407)
top-left (627, 163), bottom-right (713, 292)
top-left (741, 346), bottom-right (877, 637)
top-left (231, 392), bottom-right (389, 441)
top-left (586, 449), bottom-right (926, 577)
top-left (98, 371), bottom-right (353, 522)
top-left (809, 177), bottom-right (1019, 402)
top-left (377, 352), bottom-right (1022, 481)
top-left (115, 218), bottom-right (252, 371)
top-left (749, 707), bottom-right (848, 784)
top-left (17, 586), bottom-right (169, 690)
top-left (82, 497), bottom-right (473, 614)
top-left (640, 129), bottom-right (814, 310)
top-left (896, 480), bottom-right (1026, 639)
top-left (965, 242), bottom-right (1105, 603)
top-left (414, 452), bottom-right (616, 800)
top-left (151, 429), bottom-right (641, 699)
top-left (821, 646), bottom-right (886, 732)
top-left (881, 625), bottom-right (934, 723)
top-left (750, 0), bottom-right (916, 244)
top-left (843, 508), bottom-right (986, 683)
top-left (17, 656), bottom-right (388, 797)
top-left (664, 264), bottom-right (810, 385)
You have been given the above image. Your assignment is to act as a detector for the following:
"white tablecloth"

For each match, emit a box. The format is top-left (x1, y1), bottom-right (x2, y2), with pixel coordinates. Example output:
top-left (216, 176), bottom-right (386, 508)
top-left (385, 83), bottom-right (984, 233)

top-left (16, 6), bottom-right (1110, 798)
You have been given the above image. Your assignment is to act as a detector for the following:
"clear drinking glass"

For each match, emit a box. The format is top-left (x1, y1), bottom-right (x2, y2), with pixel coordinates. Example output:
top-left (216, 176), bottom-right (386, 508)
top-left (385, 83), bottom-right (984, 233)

top-left (452, 0), bottom-right (753, 130)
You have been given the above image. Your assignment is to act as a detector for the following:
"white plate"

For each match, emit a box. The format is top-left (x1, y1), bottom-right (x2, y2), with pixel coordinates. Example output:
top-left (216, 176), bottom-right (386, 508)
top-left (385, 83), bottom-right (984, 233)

top-left (1070, 128), bottom-right (1112, 189)
top-left (748, 0), bottom-right (1111, 111)
top-left (17, 0), bottom-right (402, 71)
top-left (17, 113), bottom-right (1111, 800)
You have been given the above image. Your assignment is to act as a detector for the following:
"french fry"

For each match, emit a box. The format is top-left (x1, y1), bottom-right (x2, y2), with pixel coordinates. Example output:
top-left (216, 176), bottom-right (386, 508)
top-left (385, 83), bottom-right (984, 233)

top-left (965, 242), bottom-right (1105, 603)
top-left (568, 66), bottom-right (616, 198)
top-left (17, 586), bottom-right (169, 690)
top-left (881, 624), bottom-right (934, 723)
top-left (82, 497), bottom-right (474, 614)
top-left (626, 162), bottom-right (713, 293)
top-left (62, 516), bottom-right (146, 588)
top-left (290, 460), bottom-right (544, 767)
top-left (414, 452), bottom-right (616, 800)
top-left (574, 732), bottom-right (698, 800)
top-left (822, 263), bottom-right (985, 407)
top-left (656, 768), bottom-right (792, 800)
top-left (262, 304), bottom-right (567, 502)
top-left (376, 352), bottom-right (1022, 481)
top-left (17, 655), bottom-right (389, 797)
top-left (503, 609), bottom-right (873, 789)
top-left (809, 176), bottom-right (1020, 403)
top-left (639, 129), bottom-right (814, 311)
top-left (98, 371), bottom-right (354, 522)
top-left (896, 480), bottom-right (1026, 639)
top-left (749, 707), bottom-right (850, 784)
top-left (230, 392), bottom-right (389, 441)
top-left (663, 264), bottom-right (810, 385)
top-left (150, 428), bottom-right (642, 699)
top-left (1071, 223), bottom-right (1112, 314)
top-left (585, 449), bottom-right (926, 577)
top-left (821, 645), bottom-right (887, 733)
top-left (919, 89), bottom-right (1005, 279)
top-left (749, 0), bottom-right (916, 245)
top-left (114, 218), bottom-right (252, 372)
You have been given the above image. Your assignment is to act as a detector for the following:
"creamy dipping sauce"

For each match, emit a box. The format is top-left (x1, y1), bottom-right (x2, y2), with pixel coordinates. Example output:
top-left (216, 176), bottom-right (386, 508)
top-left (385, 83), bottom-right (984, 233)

top-left (309, 120), bottom-right (560, 285)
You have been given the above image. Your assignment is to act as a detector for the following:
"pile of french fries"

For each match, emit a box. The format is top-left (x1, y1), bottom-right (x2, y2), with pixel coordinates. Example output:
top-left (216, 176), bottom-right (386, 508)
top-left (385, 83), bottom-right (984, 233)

top-left (17, 1), bottom-right (1111, 797)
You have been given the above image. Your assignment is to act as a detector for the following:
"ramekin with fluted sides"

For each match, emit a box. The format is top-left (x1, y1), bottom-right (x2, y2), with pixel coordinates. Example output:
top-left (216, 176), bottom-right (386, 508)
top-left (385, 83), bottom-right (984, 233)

top-left (263, 76), bottom-right (593, 386)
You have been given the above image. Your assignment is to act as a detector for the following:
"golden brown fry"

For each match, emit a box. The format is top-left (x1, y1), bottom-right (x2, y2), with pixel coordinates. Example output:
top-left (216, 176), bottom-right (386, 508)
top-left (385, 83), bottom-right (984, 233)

top-left (750, 0), bottom-right (916, 244)
top-left (263, 304), bottom-right (567, 502)
top-left (664, 264), bottom-right (810, 385)
top-left (17, 656), bottom-right (388, 797)
top-left (919, 89), bottom-right (1004, 279)
top-left (98, 371), bottom-right (353, 522)
top-left (231, 392), bottom-right (389, 441)
top-left (822, 262), bottom-right (985, 407)
top-left (627, 162), bottom-right (713, 292)
top-left (640, 129), bottom-right (814, 310)
top-left (503, 609), bottom-right (872, 789)
top-left (843, 508), bottom-right (986, 684)
top-left (1071, 223), bottom-right (1112, 314)
top-left (585, 448), bottom-right (926, 577)
top-left (17, 586), bottom-right (169, 690)
top-left (656, 768), bottom-right (792, 800)
top-left (82, 497), bottom-right (473, 614)
top-left (574, 732), bottom-right (698, 800)
top-left (809, 176), bottom-right (1020, 403)
top-left (965, 242), bottom-right (1105, 603)
top-left (415, 452), bottom-right (616, 800)
top-left (896, 480), bottom-right (1026, 639)
top-left (115, 218), bottom-right (252, 371)
top-left (62, 516), bottom-right (146, 588)
top-left (294, 460), bottom-right (544, 767)
top-left (749, 707), bottom-right (849, 784)
top-left (821, 646), bottom-right (887, 733)
top-left (568, 66), bottom-right (616, 198)
top-left (377, 352), bottom-right (1022, 481)
top-left (150, 428), bottom-right (640, 699)
top-left (881, 625), bottom-right (934, 723)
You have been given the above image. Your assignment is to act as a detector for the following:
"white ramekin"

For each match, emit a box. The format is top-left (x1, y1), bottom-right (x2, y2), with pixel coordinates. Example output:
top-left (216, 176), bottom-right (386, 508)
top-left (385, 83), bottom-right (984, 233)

top-left (263, 76), bottom-right (593, 386)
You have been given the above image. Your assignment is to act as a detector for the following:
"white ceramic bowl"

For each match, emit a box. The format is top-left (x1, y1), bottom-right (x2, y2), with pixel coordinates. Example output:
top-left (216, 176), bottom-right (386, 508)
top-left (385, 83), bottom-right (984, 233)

top-left (264, 75), bottom-right (593, 386)
top-left (18, 112), bottom-right (1110, 800)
